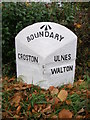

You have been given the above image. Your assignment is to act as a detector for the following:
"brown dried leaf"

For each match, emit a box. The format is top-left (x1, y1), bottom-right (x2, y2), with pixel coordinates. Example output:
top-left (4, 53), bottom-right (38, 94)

top-left (10, 92), bottom-right (22, 107)
top-left (74, 23), bottom-right (82, 28)
top-left (42, 104), bottom-right (51, 113)
top-left (58, 90), bottom-right (68, 102)
top-left (16, 105), bottom-right (21, 114)
top-left (66, 100), bottom-right (71, 105)
top-left (42, 104), bottom-right (46, 109)
top-left (70, 91), bottom-right (75, 95)
top-left (87, 90), bottom-right (90, 98)
top-left (52, 115), bottom-right (58, 119)
top-left (38, 105), bottom-right (42, 112)
top-left (13, 83), bottom-right (32, 91)
top-left (54, 97), bottom-right (60, 105)
top-left (67, 83), bottom-right (73, 89)
top-left (34, 104), bottom-right (38, 111)
top-left (42, 113), bottom-right (51, 119)
top-left (8, 77), bottom-right (15, 82)
top-left (78, 79), bottom-right (84, 85)
top-left (58, 109), bottom-right (73, 118)
top-left (27, 111), bottom-right (32, 116)
top-left (76, 91), bottom-right (81, 95)
top-left (2, 112), bottom-right (9, 118)
top-left (49, 86), bottom-right (54, 91)
top-left (28, 104), bottom-right (31, 111)
top-left (76, 115), bottom-right (83, 118)
top-left (51, 88), bottom-right (59, 95)
top-left (13, 115), bottom-right (20, 118)
top-left (51, 97), bottom-right (60, 109)
top-left (77, 108), bottom-right (85, 114)
top-left (27, 84), bottom-right (32, 88)
top-left (32, 109), bottom-right (36, 113)
top-left (4, 77), bottom-right (8, 81)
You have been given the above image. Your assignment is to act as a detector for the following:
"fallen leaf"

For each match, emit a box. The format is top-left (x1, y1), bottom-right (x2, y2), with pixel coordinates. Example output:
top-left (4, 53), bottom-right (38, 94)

top-left (82, 90), bottom-right (87, 93)
top-left (87, 90), bottom-right (90, 98)
top-left (27, 111), bottom-right (32, 116)
top-left (51, 97), bottom-right (60, 109)
top-left (51, 88), bottom-right (59, 95)
top-left (76, 91), bottom-right (81, 95)
top-left (78, 79), bottom-right (84, 85)
top-left (28, 104), bottom-right (31, 111)
top-left (8, 77), bottom-right (15, 82)
top-left (66, 100), bottom-right (71, 105)
top-left (79, 39), bottom-right (82, 44)
top-left (2, 112), bottom-right (9, 118)
top-left (38, 105), bottom-right (42, 112)
top-left (32, 109), bottom-right (36, 113)
top-left (42, 104), bottom-right (46, 109)
top-left (13, 115), bottom-right (20, 118)
top-left (25, 2), bottom-right (30, 7)
top-left (34, 104), bottom-right (38, 111)
top-left (54, 97), bottom-right (60, 105)
top-left (58, 109), bottom-right (73, 118)
top-left (76, 115), bottom-right (83, 118)
top-left (67, 83), bottom-right (73, 89)
top-left (70, 91), bottom-right (75, 95)
top-left (74, 23), bottom-right (82, 28)
top-left (49, 86), bottom-right (54, 91)
top-left (26, 96), bottom-right (28, 101)
top-left (16, 105), bottom-right (21, 114)
top-left (52, 115), bottom-right (58, 119)
top-left (10, 92), bottom-right (22, 107)
top-left (42, 104), bottom-right (51, 113)
top-left (42, 113), bottom-right (51, 119)
top-left (77, 108), bottom-right (85, 114)
top-left (58, 90), bottom-right (68, 102)
top-left (27, 84), bottom-right (32, 88)
top-left (46, 97), bottom-right (50, 102)
top-left (4, 77), bottom-right (8, 81)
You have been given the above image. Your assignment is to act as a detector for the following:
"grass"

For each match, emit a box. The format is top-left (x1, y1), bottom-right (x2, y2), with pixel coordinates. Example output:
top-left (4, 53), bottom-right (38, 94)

top-left (2, 75), bottom-right (90, 119)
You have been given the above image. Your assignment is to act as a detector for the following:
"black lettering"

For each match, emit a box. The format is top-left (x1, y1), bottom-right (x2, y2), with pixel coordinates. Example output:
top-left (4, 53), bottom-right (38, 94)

top-left (39, 31), bottom-right (44, 37)
top-left (54, 55), bottom-right (61, 62)
top-left (66, 66), bottom-right (69, 72)
top-left (30, 34), bottom-right (34, 40)
top-left (54, 34), bottom-right (59, 40)
top-left (28, 55), bottom-right (31, 61)
top-left (59, 35), bottom-right (64, 41)
top-left (60, 67), bottom-right (63, 73)
top-left (25, 55), bottom-right (29, 61)
top-left (65, 54), bottom-right (68, 60)
top-left (61, 55), bottom-right (65, 61)
top-left (34, 33), bottom-right (39, 38)
top-left (51, 68), bottom-right (58, 74)
top-left (51, 65), bottom-right (73, 75)
top-left (18, 53), bottom-right (21, 59)
top-left (68, 54), bottom-right (71, 60)
top-left (66, 65), bottom-right (73, 72)
top-left (69, 65), bottom-right (73, 71)
top-left (45, 31), bottom-right (49, 37)
top-left (23, 54), bottom-right (26, 60)
top-left (33, 56), bottom-right (38, 63)
top-left (31, 56), bottom-right (34, 62)
top-left (50, 32), bottom-right (54, 38)
top-left (63, 66), bottom-right (66, 72)
top-left (27, 36), bottom-right (31, 42)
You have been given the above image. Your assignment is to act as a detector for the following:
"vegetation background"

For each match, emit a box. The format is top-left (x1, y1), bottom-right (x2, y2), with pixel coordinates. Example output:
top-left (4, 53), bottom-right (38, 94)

top-left (2, 2), bottom-right (89, 79)
top-left (2, 2), bottom-right (90, 119)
